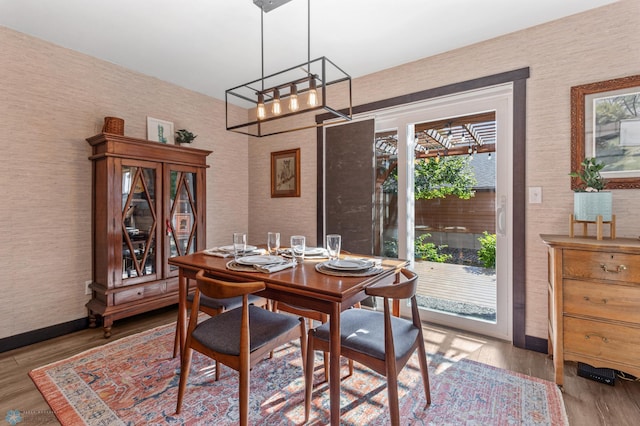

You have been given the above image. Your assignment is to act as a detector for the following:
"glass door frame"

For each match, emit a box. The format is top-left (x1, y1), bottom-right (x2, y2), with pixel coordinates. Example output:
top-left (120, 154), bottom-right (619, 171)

top-left (372, 84), bottom-right (514, 341)
top-left (117, 158), bottom-right (163, 287)
top-left (164, 163), bottom-right (203, 278)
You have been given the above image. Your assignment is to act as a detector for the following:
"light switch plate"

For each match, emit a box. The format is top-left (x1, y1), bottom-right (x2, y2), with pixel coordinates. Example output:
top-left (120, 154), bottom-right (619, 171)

top-left (529, 187), bottom-right (542, 204)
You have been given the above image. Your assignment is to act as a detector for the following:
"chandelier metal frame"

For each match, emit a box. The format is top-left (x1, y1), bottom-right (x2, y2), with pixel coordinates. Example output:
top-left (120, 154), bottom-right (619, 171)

top-left (225, 0), bottom-right (352, 137)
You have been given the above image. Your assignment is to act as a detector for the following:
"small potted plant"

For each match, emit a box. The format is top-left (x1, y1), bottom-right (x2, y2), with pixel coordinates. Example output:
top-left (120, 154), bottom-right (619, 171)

top-left (175, 129), bottom-right (197, 146)
top-left (569, 157), bottom-right (612, 221)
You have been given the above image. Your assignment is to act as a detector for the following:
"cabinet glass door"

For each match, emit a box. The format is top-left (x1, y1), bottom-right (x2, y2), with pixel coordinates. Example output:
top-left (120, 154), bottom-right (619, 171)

top-left (121, 165), bottom-right (157, 279)
top-left (168, 169), bottom-right (198, 271)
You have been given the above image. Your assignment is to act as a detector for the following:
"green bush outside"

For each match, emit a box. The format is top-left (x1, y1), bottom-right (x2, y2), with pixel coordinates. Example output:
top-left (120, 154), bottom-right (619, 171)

top-left (383, 235), bottom-right (451, 263)
top-left (415, 234), bottom-right (452, 263)
top-left (477, 231), bottom-right (496, 269)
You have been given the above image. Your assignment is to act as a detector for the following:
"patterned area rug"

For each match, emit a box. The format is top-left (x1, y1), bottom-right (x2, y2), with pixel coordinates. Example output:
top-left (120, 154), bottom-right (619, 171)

top-left (30, 322), bottom-right (568, 425)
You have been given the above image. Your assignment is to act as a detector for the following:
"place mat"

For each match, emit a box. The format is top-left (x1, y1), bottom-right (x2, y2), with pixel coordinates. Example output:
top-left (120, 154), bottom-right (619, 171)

top-left (226, 260), bottom-right (260, 272)
top-left (315, 262), bottom-right (384, 277)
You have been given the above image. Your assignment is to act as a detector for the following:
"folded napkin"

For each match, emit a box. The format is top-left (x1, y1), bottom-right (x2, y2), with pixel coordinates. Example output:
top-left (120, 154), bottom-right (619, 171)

top-left (204, 248), bottom-right (267, 258)
top-left (253, 261), bottom-right (296, 273)
top-left (203, 248), bottom-right (234, 258)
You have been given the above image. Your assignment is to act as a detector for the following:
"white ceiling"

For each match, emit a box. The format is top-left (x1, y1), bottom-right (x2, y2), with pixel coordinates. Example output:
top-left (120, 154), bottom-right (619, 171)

top-left (0, 0), bottom-right (617, 102)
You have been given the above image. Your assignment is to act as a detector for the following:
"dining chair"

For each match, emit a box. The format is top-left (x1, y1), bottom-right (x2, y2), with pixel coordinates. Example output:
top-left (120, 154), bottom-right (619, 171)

top-left (273, 301), bottom-right (354, 381)
top-left (304, 268), bottom-right (431, 425)
top-left (172, 289), bottom-right (269, 361)
top-left (176, 270), bottom-right (306, 425)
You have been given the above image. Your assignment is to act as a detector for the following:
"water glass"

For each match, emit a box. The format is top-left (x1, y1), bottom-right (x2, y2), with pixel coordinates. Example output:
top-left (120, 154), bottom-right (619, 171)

top-left (290, 235), bottom-right (306, 264)
top-left (267, 232), bottom-right (280, 255)
top-left (233, 232), bottom-right (246, 259)
top-left (326, 234), bottom-right (341, 261)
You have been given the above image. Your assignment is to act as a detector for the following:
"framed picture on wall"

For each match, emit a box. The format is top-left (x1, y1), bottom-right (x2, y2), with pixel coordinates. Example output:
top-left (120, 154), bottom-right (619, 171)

top-left (147, 117), bottom-right (174, 144)
top-left (571, 74), bottom-right (640, 189)
top-left (271, 148), bottom-right (300, 197)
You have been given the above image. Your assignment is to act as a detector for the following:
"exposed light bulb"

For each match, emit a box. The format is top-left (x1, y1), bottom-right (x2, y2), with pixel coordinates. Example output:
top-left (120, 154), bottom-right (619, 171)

top-left (272, 88), bottom-right (281, 115)
top-left (308, 76), bottom-right (318, 106)
top-left (256, 93), bottom-right (266, 120)
top-left (289, 84), bottom-right (299, 112)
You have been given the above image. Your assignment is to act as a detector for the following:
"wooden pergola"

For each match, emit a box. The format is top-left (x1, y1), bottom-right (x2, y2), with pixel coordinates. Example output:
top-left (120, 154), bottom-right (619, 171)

top-left (375, 111), bottom-right (497, 159)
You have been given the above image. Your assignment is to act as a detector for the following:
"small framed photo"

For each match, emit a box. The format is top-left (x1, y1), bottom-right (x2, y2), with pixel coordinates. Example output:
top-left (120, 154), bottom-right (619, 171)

top-left (174, 213), bottom-right (192, 237)
top-left (271, 148), bottom-right (301, 197)
top-left (147, 117), bottom-right (174, 144)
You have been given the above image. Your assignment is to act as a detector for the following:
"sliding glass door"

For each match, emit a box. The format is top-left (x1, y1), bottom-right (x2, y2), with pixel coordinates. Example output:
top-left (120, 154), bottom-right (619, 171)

top-left (374, 85), bottom-right (513, 340)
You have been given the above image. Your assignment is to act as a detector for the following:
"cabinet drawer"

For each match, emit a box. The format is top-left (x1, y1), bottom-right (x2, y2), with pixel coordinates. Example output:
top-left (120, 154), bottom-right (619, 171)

top-left (562, 250), bottom-right (640, 283)
top-left (564, 279), bottom-right (640, 323)
top-left (114, 283), bottom-right (165, 305)
top-left (564, 316), bottom-right (640, 367)
top-left (114, 287), bottom-right (144, 304)
top-left (166, 277), bottom-right (179, 294)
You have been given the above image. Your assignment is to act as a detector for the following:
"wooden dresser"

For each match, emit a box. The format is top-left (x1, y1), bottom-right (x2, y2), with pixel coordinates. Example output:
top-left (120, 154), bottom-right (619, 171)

top-left (541, 235), bottom-right (640, 387)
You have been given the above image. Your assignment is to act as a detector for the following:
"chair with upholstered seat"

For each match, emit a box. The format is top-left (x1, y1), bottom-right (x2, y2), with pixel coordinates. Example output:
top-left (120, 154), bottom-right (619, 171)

top-left (172, 290), bottom-right (268, 362)
top-left (176, 270), bottom-right (306, 425)
top-left (304, 268), bottom-right (431, 425)
top-left (273, 301), bottom-right (354, 381)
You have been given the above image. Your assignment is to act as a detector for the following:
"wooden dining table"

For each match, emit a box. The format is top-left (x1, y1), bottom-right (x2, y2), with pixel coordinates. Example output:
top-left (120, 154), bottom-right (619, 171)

top-left (168, 251), bottom-right (408, 425)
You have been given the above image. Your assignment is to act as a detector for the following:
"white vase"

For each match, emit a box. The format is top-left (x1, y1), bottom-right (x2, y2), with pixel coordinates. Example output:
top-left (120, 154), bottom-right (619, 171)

top-left (573, 192), bottom-right (612, 222)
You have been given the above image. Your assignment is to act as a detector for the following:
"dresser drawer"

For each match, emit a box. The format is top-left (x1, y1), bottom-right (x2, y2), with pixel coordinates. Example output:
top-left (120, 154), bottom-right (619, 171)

top-left (564, 279), bottom-right (640, 323)
top-left (564, 316), bottom-right (640, 367)
top-left (562, 250), bottom-right (640, 283)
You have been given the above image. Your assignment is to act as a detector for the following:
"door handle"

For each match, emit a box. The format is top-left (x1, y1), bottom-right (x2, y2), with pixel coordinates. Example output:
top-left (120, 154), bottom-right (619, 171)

top-left (497, 195), bottom-right (506, 236)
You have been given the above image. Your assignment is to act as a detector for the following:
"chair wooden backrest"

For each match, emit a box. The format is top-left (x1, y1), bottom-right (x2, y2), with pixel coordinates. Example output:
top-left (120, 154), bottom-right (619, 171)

top-left (177, 270), bottom-right (306, 426)
top-left (304, 268), bottom-right (431, 425)
top-left (172, 275), bottom-right (268, 358)
top-left (363, 268), bottom-right (423, 376)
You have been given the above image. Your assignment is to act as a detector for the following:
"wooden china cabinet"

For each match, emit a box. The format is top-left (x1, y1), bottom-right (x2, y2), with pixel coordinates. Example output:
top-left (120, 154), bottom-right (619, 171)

top-left (86, 133), bottom-right (211, 337)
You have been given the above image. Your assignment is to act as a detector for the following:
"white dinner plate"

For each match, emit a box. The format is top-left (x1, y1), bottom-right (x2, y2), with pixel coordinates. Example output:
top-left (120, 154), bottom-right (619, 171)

top-left (304, 247), bottom-right (327, 256)
top-left (324, 258), bottom-right (375, 271)
top-left (218, 244), bottom-right (258, 252)
top-left (236, 255), bottom-right (284, 266)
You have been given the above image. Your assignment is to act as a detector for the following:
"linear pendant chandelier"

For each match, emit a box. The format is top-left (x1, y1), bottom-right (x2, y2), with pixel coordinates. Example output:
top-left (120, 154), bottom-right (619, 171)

top-left (225, 0), bottom-right (352, 138)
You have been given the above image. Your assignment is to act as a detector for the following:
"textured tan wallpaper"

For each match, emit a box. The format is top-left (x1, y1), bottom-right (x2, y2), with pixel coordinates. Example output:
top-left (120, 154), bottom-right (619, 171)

top-left (0, 28), bottom-right (249, 339)
top-left (248, 0), bottom-right (640, 339)
top-left (2, 0), bottom-right (639, 341)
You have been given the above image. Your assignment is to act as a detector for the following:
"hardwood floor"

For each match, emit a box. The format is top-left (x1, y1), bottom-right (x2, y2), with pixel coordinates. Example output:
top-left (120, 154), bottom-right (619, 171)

top-left (1, 306), bottom-right (639, 425)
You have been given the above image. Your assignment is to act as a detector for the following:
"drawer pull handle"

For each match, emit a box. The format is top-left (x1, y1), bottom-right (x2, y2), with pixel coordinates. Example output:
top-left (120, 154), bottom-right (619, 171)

top-left (583, 296), bottom-right (608, 304)
top-left (585, 333), bottom-right (609, 343)
top-left (600, 263), bottom-right (627, 273)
